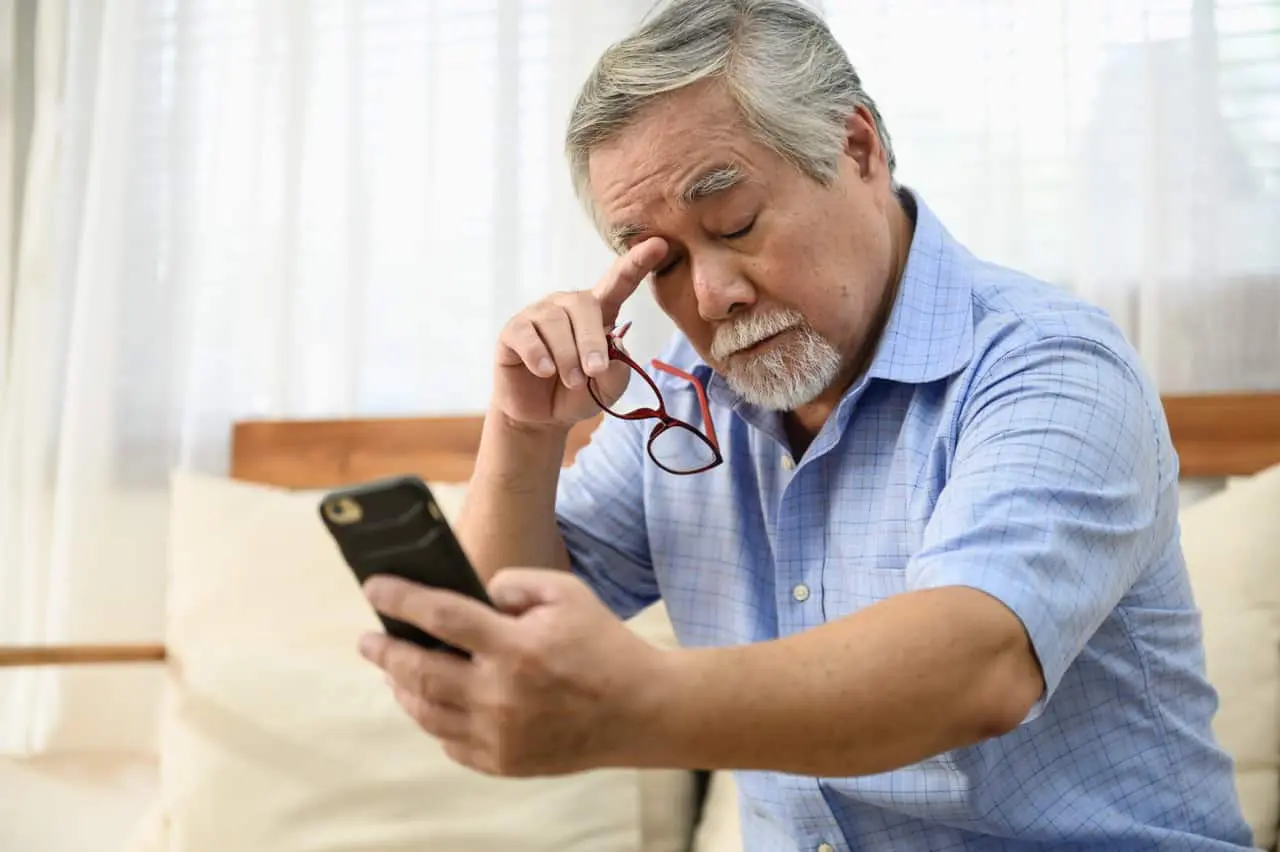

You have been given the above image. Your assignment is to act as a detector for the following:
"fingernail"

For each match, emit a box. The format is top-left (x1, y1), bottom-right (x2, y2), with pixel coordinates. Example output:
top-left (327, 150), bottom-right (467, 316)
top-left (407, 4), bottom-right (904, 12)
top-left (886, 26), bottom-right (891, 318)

top-left (567, 368), bottom-right (584, 387)
top-left (585, 353), bottom-right (606, 373)
top-left (537, 358), bottom-right (554, 375)
top-left (358, 633), bottom-right (379, 659)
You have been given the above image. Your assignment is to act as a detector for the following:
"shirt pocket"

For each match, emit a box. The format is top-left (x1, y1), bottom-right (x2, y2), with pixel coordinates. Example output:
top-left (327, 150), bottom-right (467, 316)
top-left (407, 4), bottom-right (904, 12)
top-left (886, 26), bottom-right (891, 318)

top-left (822, 558), bottom-right (911, 620)
top-left (823, 492), bottom-right (926, 618)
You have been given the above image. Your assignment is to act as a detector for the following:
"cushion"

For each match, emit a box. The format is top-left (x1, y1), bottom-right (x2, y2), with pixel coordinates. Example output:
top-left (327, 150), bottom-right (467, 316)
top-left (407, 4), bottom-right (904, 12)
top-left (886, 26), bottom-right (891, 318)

top-left (0, 754), bottom-right (156, 852)
top-left (134, 470), bottom-right (695, 851)
top-left (1180, 463), bottom-right (1280, 849)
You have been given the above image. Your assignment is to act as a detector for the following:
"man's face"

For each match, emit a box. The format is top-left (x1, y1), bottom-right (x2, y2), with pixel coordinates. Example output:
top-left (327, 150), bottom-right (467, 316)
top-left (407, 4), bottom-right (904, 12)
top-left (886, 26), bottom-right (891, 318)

top-left (587, 81), bottom-right (902, 412)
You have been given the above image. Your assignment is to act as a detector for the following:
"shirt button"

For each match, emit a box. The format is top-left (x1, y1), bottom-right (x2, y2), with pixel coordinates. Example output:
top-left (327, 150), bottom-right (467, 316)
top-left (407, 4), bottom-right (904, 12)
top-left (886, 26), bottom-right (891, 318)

top-left (781, 453), bottom-right (794, 470)
top-left (792, 583), bottom-right (811, 602)
top-left (817, 844), bottom-right (835, 852)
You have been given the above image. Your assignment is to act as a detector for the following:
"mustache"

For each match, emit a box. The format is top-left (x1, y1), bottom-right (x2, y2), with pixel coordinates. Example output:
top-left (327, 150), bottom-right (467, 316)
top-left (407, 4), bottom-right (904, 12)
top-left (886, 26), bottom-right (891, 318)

top-left (710, 309), bottom-right (806, 361)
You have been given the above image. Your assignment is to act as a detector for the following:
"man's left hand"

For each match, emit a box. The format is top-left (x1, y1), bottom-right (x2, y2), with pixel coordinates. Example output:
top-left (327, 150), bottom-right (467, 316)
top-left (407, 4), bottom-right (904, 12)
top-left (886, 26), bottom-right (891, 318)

top-left (358, 569), bottom-right (670, 777)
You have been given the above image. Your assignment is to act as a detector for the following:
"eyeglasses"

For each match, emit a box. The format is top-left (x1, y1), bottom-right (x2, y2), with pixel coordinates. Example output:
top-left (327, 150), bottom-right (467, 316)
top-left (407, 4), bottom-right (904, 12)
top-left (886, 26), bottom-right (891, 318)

top-left (587, 322), bottom-right (723, 475)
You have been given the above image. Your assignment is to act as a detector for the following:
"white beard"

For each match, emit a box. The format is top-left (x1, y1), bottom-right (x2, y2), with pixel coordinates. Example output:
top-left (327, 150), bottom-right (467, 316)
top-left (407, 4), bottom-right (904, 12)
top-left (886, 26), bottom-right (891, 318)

top-left (709, 308), bottom-right (843, 411)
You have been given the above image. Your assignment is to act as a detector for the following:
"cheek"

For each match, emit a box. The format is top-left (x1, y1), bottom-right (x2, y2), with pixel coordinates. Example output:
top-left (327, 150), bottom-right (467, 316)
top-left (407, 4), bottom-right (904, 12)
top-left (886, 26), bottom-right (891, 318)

top-left (752, 226), bottom-right (862, 334)
top-left (648, 277), bottom-right (686, 317)
top-left (746, 231), bottom-right (824, 307)
top-left (648, 279), bottom-right (714, 349)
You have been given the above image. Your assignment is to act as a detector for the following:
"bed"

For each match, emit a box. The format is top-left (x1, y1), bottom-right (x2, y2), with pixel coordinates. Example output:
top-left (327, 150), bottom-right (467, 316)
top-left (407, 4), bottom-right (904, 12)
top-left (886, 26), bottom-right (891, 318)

top-left (1, 392), bottom-right (1278, 851)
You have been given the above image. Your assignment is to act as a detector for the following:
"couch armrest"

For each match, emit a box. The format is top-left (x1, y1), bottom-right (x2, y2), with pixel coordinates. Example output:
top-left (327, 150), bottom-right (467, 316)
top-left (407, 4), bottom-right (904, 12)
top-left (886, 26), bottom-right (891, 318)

top-left (0, 644), bottom-right (166, 667)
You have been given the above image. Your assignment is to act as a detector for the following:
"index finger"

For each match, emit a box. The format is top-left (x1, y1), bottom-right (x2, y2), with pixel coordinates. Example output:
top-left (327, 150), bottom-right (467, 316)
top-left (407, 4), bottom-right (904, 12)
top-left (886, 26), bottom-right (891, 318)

top-left (363, 575), bottom-right (514, 656)
top-left (592, 237), bottom-right (668, 327)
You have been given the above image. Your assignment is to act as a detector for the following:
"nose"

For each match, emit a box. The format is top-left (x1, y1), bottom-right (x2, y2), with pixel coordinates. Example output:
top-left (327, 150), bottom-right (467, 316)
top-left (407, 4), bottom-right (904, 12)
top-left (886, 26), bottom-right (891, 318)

top-left (691, 253), bottom-right (755, 321)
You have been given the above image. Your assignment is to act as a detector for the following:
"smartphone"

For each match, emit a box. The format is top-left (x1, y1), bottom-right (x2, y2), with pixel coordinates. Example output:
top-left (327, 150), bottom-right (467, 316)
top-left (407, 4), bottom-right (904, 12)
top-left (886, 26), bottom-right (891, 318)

top-left (318, 475), bottom-right (491, 656)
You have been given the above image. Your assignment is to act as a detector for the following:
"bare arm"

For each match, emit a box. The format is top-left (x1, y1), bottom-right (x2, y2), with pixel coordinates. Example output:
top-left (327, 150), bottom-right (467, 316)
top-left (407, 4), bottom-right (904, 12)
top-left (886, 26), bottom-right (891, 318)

top-left (453, 412), bottom-right (572, 584)
top-left (456, 238), bottom-right (667, 585)
top-left (645, 586), bottom-right (1042, 776)
top-left (358, 574), bottom-right (1041, 778)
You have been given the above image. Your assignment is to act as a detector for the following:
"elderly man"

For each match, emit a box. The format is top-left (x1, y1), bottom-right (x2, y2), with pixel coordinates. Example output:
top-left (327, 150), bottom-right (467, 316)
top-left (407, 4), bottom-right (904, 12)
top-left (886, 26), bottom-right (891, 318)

top-left (358, 0), bottom-right (1253, 848)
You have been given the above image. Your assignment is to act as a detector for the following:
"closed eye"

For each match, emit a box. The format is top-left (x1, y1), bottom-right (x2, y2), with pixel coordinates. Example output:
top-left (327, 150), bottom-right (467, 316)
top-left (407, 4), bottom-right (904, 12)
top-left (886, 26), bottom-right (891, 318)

top-left (722, 217), bottom-right (755, 240)
top-left (652, 216), bottom-right (756, 278)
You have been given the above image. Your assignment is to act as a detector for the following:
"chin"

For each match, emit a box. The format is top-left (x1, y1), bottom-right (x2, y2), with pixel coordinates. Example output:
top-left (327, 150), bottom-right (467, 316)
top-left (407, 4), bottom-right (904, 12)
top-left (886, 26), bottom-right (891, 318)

top-left (726, 377), bottom-right (825, 411)
top-left (718, 327), bottom-right (843, 411)
top-left (723, 362), bottom-right (841, 411)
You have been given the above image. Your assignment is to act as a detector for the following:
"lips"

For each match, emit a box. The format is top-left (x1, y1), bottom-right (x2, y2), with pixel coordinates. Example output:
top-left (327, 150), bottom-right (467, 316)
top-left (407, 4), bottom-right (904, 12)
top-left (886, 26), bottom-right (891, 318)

top-left (732, 326), bottom-right (794, 357)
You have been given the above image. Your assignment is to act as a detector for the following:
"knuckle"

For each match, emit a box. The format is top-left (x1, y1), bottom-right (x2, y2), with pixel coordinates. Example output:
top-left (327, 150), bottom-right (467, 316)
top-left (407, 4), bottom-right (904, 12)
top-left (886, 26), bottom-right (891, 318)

top-left (413, 703), bottom-right (447, 737)
top-left (532, 301), bottom-right (568, 323)
top-left (507, 322), bottom-right (539, 346)
top-left (378, 581), bottom-right (420, 621)
top-left (508, 633), bottom-right (548, 673)
top-left (393, 686), bottom-right (425, 720)
top-left (419, 672), bottom-right (453, 705)
top-left (422, 598), bottom-right (465, 637)
top-left (384, 645), bottom-right (422, 683)
top-left (476, 680), bottom-right (519, 722)
top-left (411, 663), bottom-right (436, 694)
top-left (500, 313), bottom-right (534, 339)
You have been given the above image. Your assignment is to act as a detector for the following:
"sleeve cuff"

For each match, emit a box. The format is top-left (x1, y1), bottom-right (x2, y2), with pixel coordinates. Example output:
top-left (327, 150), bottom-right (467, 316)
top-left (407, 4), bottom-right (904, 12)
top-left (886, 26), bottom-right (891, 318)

top-left (911, 561), bottom-right (1062, 725)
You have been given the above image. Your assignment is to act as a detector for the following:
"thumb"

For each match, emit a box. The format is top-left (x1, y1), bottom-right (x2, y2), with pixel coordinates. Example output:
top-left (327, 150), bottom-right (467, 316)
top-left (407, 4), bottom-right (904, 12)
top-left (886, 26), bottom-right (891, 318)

top-left (487, 568), bottom-right (577, 616)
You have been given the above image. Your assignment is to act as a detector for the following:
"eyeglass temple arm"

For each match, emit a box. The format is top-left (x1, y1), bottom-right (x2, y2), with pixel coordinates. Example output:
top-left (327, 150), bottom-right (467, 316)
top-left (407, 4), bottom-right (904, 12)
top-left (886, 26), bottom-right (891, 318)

top-left (650, 358), bottom-right (719, 449)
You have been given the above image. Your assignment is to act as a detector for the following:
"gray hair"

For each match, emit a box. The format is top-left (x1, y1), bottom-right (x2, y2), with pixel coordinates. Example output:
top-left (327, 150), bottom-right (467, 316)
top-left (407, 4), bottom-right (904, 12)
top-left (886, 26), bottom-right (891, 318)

top-left (565, 0), bottom-right (896, 235)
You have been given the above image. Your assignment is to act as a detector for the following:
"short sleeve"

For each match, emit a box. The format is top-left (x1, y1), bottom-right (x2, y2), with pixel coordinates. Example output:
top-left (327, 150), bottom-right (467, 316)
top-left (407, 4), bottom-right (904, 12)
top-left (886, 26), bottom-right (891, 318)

top-left (907, 332), bottom-right (1165, 723)
top-left (556, 413), bottom-right (658, 619)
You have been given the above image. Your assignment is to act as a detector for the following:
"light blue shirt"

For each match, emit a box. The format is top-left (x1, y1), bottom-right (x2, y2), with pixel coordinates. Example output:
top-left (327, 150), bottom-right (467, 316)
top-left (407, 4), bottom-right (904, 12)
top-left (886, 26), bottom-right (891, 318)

top-left (555, 188), bottom-right (1253, 850)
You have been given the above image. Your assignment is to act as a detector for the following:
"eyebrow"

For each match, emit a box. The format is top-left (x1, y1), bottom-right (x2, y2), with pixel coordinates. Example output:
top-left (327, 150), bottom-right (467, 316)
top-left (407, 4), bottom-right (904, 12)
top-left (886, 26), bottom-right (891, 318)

top-left (680, 163), bottom-right (745, 205)
top-left (606, 163), bottom-right (746, 253)
top-left (608, 222), bottom-right (647, 253)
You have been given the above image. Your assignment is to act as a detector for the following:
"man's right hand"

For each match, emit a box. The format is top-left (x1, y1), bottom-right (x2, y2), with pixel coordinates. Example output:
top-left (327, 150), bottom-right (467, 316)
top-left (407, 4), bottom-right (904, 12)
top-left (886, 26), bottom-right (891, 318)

top-left (492, 237), bottom-right (668, 430)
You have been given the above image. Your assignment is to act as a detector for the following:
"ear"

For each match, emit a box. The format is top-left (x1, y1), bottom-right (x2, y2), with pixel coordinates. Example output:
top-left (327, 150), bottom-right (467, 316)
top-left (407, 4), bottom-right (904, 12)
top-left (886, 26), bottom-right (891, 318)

top-left (841, 105), bottom-right (888, 182)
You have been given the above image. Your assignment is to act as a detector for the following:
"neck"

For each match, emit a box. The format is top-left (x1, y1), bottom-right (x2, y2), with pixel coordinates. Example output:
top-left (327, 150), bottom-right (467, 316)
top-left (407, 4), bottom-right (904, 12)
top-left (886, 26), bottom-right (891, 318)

top-left (783, 189), bottom-right (915, 452)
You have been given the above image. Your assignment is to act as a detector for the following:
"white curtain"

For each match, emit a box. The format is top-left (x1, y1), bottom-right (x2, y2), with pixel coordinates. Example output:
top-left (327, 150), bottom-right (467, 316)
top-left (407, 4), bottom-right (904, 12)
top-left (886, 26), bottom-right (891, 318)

top-left (0, 0), bottom-right (662, 756)
top-left (822, 0), bottom-right (1280, 391)
top-left (2, 0), bottom-right (1277, 756)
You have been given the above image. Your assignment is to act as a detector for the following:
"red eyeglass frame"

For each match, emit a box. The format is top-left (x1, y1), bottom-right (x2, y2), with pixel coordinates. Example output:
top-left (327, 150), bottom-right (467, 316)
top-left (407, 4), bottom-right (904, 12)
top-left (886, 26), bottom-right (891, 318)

top-left (586, 322), bottom-right (723, 475)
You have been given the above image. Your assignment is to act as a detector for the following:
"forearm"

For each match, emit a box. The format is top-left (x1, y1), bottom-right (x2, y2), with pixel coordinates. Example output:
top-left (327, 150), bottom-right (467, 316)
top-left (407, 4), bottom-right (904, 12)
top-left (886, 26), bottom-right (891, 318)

top-left (642, 586), bottom-right (1043, 777)
top-left (454, 408), bottom-right (573, 583)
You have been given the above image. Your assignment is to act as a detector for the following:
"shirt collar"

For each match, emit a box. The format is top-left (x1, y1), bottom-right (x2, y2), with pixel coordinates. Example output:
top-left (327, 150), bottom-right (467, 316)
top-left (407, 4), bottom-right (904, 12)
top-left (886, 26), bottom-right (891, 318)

top-left (863, 186), bottom-right (974, 384)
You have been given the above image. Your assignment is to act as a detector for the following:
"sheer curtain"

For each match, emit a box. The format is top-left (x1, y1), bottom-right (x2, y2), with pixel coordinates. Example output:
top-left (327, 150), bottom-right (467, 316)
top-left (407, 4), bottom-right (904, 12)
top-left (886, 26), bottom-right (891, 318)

top-left (0, 0), bottom-right (662, 756)
top-left (2, 0), bottom-right (1277, 757)
top-left (822, 0), bottom-right (1280, 391)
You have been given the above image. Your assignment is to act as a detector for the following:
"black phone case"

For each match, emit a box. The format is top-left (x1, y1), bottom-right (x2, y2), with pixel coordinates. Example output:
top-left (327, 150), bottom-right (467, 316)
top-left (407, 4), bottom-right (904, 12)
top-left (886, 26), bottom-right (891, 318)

top-left (318, 475), bottom-right (491, 656)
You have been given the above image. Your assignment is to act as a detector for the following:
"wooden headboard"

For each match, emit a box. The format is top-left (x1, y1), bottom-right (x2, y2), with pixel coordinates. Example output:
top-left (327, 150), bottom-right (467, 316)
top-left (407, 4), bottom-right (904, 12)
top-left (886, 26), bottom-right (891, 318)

top-left (227, 393), bottom-right (1280, 488)
top-left (229, 414), bottom-right (604, 487)
top-left (2, 392), bottom-right (1278, 668)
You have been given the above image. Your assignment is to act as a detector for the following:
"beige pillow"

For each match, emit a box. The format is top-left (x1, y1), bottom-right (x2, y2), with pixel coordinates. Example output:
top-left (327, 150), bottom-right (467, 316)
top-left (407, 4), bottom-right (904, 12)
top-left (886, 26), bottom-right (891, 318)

top-left (134, 470), bottom-right (695, 851)
top-left (1180, 463), bottom-right (1280, 849)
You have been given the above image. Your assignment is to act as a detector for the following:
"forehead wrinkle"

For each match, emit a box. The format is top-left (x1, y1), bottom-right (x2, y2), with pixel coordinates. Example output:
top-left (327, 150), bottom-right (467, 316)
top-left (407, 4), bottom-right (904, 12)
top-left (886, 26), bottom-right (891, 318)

top-left (606, 163), bottom-right (747, 252)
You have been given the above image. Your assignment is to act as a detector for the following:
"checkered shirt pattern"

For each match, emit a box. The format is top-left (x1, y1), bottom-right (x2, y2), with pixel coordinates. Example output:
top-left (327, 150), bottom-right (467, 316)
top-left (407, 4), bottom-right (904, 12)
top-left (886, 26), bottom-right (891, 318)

top-left (554, 188), bottom-right (1253, 851)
